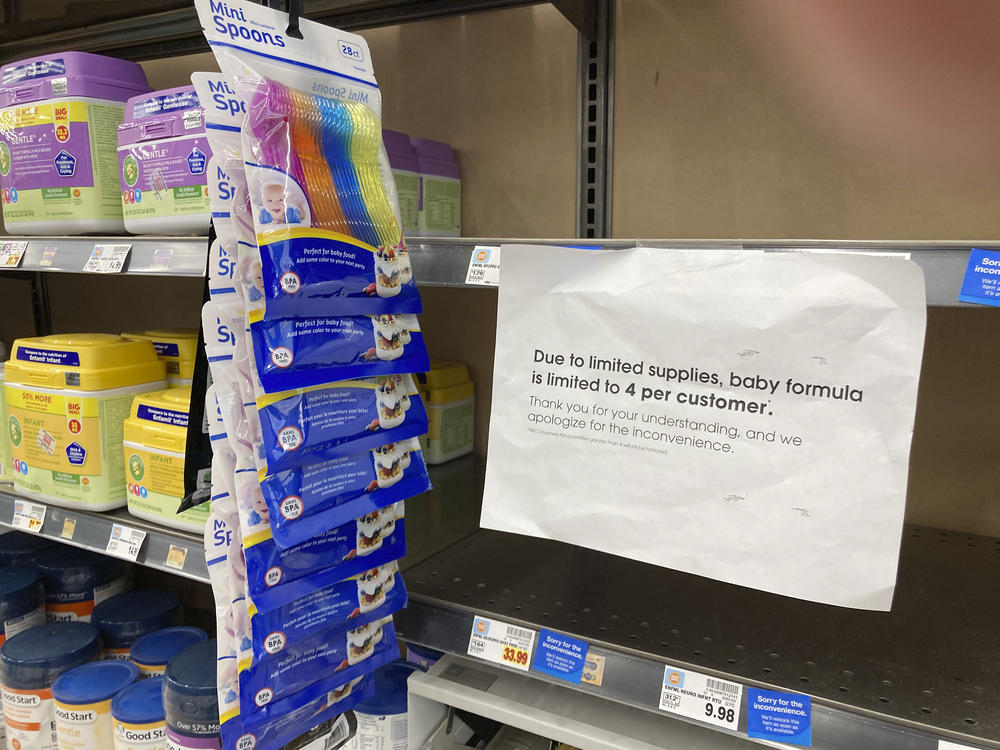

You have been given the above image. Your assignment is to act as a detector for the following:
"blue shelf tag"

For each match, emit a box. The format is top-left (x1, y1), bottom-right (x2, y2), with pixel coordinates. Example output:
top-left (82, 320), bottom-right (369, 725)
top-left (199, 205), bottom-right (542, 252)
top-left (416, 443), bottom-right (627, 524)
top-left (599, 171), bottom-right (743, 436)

top-left (958, 249), bottom-right (1000, 307)
top-left (747, 688), bottom-right (812, 746)
top-left (531, 629), bottom-right (588, 683)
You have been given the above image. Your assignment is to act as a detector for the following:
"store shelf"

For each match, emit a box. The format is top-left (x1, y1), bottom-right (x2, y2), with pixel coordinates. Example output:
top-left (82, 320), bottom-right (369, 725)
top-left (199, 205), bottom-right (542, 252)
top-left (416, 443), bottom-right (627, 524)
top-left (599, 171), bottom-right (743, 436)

top-left (410, 653), bottom-right (760, 750)
top-left (397, 465), bottom-right (1000, 750)
top-left (0, 483), bottom-right (209, 582)
top-left (0, 236), bottom-right (207, 276)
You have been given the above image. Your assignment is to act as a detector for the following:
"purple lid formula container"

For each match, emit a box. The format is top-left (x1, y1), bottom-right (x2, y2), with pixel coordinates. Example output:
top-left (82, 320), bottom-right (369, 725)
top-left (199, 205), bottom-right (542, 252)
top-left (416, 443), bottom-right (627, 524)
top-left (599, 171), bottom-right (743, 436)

top-left (117, 86), bottom-right (212, 235)
top-left (383, 130), bottom-right (419, 237)
top-left (411, 137), bottom-right (461, 237)
top-left (0, 52), bottom-right (151, 234)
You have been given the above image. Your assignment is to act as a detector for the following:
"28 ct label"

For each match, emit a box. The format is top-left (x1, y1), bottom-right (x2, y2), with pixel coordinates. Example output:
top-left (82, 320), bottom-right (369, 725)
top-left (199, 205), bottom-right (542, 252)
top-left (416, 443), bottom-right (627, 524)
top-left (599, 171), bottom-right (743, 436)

top-left (467, 615), bottom-right (535, 672)
top-left (658, 663), bottom-right (743, 730)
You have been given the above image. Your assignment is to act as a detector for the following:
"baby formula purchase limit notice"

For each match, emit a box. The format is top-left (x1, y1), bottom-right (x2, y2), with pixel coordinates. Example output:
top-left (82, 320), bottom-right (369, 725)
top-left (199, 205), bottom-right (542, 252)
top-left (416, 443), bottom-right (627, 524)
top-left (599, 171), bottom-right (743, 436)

top-left (482, 245), bottom-right (927, 610)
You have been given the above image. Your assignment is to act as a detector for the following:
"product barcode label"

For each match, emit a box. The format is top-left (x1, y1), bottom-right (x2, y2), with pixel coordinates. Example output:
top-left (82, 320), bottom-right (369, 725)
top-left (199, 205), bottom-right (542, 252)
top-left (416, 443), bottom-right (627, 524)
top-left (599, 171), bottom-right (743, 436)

top-left (659, 663), bottom-right (743, 731)
top-left (10, 500), bottom-right (45, 533)
top-left (84, 243), bottom-right (131, 273)
top-left (0, 241), bottom-right (27, 268)
top-left (467, 615), bottom-right (536, 672)
top-left (106, 523), bottom-right (147, 561)
top-left (466, 245), bottom-right (501, 286)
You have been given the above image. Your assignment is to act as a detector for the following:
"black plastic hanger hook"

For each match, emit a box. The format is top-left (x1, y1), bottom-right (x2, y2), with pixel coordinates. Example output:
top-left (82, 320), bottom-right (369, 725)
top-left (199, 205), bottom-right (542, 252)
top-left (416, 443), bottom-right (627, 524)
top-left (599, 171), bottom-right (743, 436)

top-left (286, 0), bottom-right (304, 39)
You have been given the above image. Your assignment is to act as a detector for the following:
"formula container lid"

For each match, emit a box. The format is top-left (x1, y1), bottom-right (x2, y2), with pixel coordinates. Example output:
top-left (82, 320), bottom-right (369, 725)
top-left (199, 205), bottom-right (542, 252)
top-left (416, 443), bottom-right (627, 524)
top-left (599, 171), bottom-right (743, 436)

top-left (382, 129), bottom-right (418, 173)
top-left (353, 660), bottom-right (424, 716)
top-left (0, 530), bottom-right (54, 566)
top-left (164, 638), bottom-right (216, 699)
top-left (131, 627), bottom-right (206, 670)
top-left (92, 589), bottom-right (180, 648)
top-left (0, 568), bottom-right (43, 621)
top-left (123, 387), bottom-right (192, 452)
top-left (118, 86), bottom-right (206, 146)
top-left (35, 545), bottom-right (128, 597)
top-left (405, 642), bottom-right (443, 667)
top-left (419, 360), bottom-right (470, 390)
top-left (112, 675), bottom-right (165, 725)
top-left (410, 137), bottom-right (460, 179)
top-left (53, 659), bottom-right (138, 704)
top-left (6, 334), bottom-right (166, 391)
top-left (421, 380), bottom-right (474, 404)
top-left (0, 622), bottom-right (101, 689)
top-left (0, 52), bottom-right (150, 108)
top-left (121, 330), bottom-right (198, 380)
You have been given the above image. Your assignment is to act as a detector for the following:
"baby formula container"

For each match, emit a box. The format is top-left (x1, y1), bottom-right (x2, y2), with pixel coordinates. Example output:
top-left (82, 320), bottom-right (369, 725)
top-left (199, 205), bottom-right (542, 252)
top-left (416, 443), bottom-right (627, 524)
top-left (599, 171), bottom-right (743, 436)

top-left (121, 331), bottom-right (198, 388)
top-left (130, 627), bottom-right (206, 678)
top-left (411, 137), bottom-right (460, 237)
top-left (344, 661), bottom-right (424, 750)
top-left (0, 621), bottom-right (102, 750)
top-left (111, 676), bottom-right (166, 750)
top-left (92, 590), bottom-right (181, 660)
top-left (5, 334), bottom-right (167, 509)
top-left (0, 52), bottom-right (151, 234)
top-left (383, 130), bottom-right (418, 238)
top-left (117, 86), bottom-right (211, 235)
top-left (0, 531), bottom-right (54, 566)
top-left (36, 546), bottom-right (130, 623)
top-left (418, 360), bottom-right (474, 464)
top-left (0, 568), bottom-right (45, 645)
top-left (1, 362), bottom-right (9, 481)
top-left (122, 387), bottom-right (206, 533)
top-left (163, 639), bottom-right (219, 749)
top-left (53, 659), bottom-right (138, 750)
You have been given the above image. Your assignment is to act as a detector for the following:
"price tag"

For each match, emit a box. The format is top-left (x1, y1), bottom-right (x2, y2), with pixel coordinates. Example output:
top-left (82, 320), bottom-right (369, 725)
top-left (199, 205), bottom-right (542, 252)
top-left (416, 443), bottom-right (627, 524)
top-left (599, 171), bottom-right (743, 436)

top-left (165, 544), bottom-right (188, 571)
top-left (10, 500), bottom-right (45, 533)
top-left (467, 615), bottom-right (535, 672)
top-left (106, 523), bottom-right (147, 561)
top-left (0, 241), bottom-right (27, 268)
top-left (83, 244), bottom-right (131, 273)
top-left (659, 663), bottom-right (743, 731)
top-left (465, 245), bottom-right (501, 286)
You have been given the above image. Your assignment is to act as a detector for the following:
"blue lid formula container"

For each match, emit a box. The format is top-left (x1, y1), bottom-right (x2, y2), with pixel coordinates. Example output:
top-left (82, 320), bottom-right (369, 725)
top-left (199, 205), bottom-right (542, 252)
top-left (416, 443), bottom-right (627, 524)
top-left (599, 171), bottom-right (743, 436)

top-left (92, 590), bottom-right (180, 660)
top-left (163, 639), bottom-right (219, 749)
top-left (53, 659), bottom-right (138, 750)
top-left (344, 661), bottom-right (423, 750)
top-left (111, 676), bottom-right (167, 750)
top-left (36, 546), bottom-right (130, 623)
top-left (130, 627), bottom-right (206, 678)
top-left (0, 568), bottom-right (45, 646)
top-left (0, 531), bottom-right (54, 567)
top-left (0, 621), bottom-right (102, 750)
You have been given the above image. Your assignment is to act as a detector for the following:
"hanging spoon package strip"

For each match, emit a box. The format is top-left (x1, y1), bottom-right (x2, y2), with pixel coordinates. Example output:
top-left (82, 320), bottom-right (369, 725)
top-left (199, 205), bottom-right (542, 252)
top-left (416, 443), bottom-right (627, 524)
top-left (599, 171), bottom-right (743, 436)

top-left (195, 1), bottom-right (420, 319)
top-left (248, 561), bottom-right (405, 656)
top-left (220, 674), bottom-right (371, 750)
top-left (261, 442), bottom-right (426, 549)
top-left (256, 373), bottom-right (426, 474)
top-left (244, 512), bottom-right (405, 610)
top-left (238, 616), bottom-right (397, 715)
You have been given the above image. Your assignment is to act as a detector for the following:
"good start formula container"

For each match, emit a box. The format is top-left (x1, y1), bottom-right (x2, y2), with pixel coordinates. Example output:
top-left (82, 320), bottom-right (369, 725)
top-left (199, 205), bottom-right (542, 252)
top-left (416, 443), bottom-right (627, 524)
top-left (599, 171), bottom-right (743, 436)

top-left (122, 331), bottom-right (198, 388)
top-left (36, 546), bottom-right (130, 623)
top-left (0, 531), bottom-right (54, 566)
top-left (383, 130), bottom-right (418, 238)
top-left (5, 334), bottom-right (166, 509)
top-left (411, 137), bottom-right (460, 237)
top-left (92, 590), bottom-right (181, 660)
top-left (0, 570), bottom-right (46, 750)
top-left (123, 387), bottom-right (207, 533)
top-left (0, 52), bottom-right (151, 234)
top-left (111, 676), bottom-right (167, 750)
top-left (53, 659), bottom-right (138, 750)
top-left (163, 639), bottom-right (219, 749)
top-left (117, 86), bottom-right (212, 235)
top-left (344, 661), bottom-right (423, 750)
top-left (130, 627), bottom-right (206, 678)
top-left (0, 621), bottom-right (102, 750)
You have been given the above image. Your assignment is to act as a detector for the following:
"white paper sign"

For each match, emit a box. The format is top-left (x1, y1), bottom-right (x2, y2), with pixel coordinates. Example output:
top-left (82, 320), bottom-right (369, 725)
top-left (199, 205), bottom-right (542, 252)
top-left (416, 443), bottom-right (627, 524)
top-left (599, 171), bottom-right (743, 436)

top-left (466, 245), bottom-right (501, 286)
top-left (939, 743), bottom-right (977, 750)
top-left (467, 615), bottom-right (535, 671)
top-left (0, 241), bottom-right (27, 268)
top-left (659, 664), bottom-right (742, 730)
top-left (106, 523), bottom-right (147, 561)
top-left (482, 245), bottom-right (927, 610)
top-left (84, 244), bottom-right (131, 273)
top-left (10, 500), bottom-right (45, 533)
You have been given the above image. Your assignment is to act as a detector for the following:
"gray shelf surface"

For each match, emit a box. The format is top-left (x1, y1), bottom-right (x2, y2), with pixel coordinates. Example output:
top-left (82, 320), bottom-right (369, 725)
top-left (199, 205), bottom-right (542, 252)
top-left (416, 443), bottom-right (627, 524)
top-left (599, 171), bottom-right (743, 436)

top-left (0, 236), bottom-right (996, 306)
top-left (398, 459), bottom-right (999, 750)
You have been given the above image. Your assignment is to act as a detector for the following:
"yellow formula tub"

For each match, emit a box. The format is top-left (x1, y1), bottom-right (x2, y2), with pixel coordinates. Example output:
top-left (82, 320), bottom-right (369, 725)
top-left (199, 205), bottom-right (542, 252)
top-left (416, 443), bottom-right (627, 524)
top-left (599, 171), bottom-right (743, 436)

top-left (5, 335), bottom-right (166, 509)
top-left (123, 387), bottom-right (207, 533)
top-left (122, 330), bottom-right (198, 387)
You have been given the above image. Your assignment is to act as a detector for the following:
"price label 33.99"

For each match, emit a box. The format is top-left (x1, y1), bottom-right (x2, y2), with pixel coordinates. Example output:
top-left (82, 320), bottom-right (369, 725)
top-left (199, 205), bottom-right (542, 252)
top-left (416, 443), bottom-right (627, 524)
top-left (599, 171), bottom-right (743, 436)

top-left (467, 615), bottom-right (536, 672)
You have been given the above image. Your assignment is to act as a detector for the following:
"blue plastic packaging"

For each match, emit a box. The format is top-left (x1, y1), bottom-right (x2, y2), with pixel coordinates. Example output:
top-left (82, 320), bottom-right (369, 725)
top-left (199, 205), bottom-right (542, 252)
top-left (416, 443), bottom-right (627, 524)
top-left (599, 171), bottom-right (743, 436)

top-left (35, 546), bottom-right (130, 622)
top-left (111, 675), bottom-right (167, 746)
top-left (0, 568), bottom-right (45, 645)
top-left (164, 638), bottom-right (221, 744)
top-left (0, 531), bottom-right (54, 566)
top-left (131, 626), bottom-right (208, 677)
top-left (92, 589), bottom-right (181, 659)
